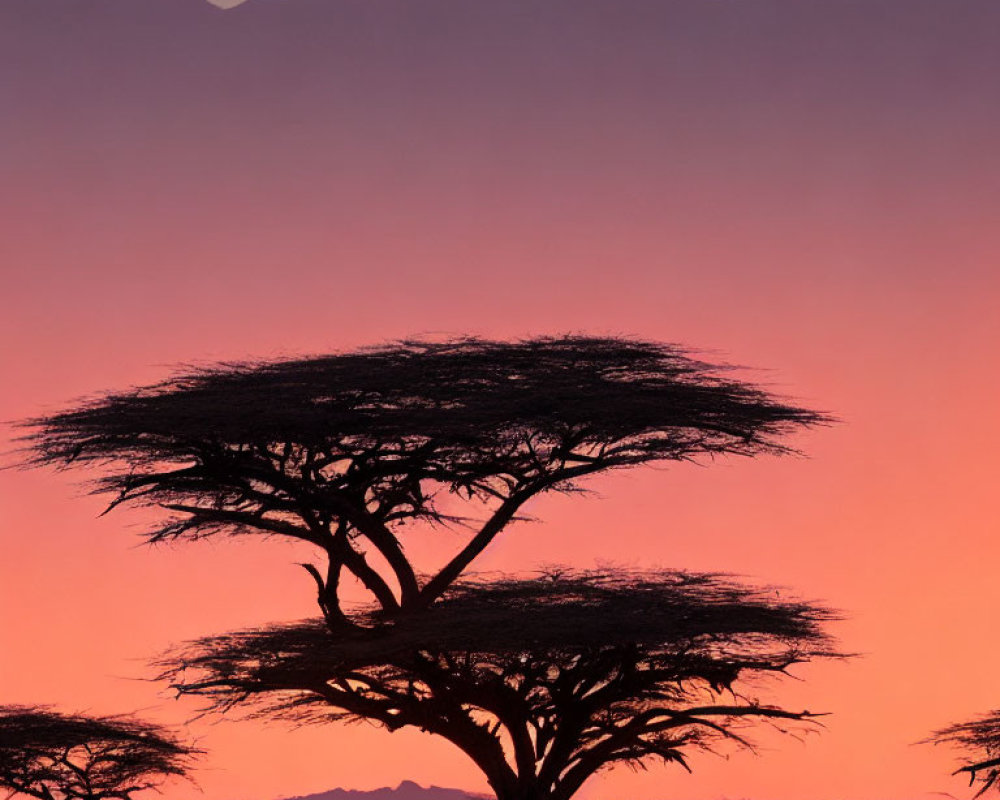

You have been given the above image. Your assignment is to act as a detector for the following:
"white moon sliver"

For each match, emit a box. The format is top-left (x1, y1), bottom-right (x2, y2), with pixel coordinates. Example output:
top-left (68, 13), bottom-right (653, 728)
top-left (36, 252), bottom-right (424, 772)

top-left (206, 0), bottom-right (250, 8)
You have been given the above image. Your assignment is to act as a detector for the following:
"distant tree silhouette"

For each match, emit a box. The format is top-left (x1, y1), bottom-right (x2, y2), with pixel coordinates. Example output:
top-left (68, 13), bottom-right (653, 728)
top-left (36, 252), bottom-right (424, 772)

top-left (930, 711), bottom-right (1000, 796)
top-left (20, 336), bottom-right (827, 623)
top-left (158, 570), bottom-right (840, 800)
top-left (0, 707), bottom-right (199, 800)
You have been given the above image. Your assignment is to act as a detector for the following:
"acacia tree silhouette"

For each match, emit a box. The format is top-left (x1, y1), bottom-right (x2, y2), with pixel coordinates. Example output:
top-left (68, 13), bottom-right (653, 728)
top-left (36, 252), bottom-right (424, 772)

top-left (20, 336), bottom-right (836, 799)
top-left (20, 336), bottom-right (827, 624)
top-left (158, 571), bottom-right (840, 800)
top-left (0, 707), bottom-right (199, 800)
top-left (930, 712), bottom-right (1000, 796)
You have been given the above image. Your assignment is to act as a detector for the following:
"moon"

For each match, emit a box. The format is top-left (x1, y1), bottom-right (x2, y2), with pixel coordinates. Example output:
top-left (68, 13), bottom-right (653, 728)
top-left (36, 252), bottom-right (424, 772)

top-left (205, 0), bottom-right (250, 8)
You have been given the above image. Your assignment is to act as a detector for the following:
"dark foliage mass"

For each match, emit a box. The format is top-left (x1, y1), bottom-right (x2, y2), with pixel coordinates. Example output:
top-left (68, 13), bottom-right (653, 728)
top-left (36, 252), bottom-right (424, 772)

top-left (0, 707), bottom-right (198, 800)
top-left (158, 570), bottom-right (840, 800)
top-left (931, 712), bottom-right (1000, 796)
top-left (18, 337), bottom-right (828, 616)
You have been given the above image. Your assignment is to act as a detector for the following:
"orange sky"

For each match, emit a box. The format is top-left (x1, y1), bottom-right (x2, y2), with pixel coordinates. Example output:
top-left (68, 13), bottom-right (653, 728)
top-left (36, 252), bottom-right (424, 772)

top-left (2, 2), bottom-right (1000, 799)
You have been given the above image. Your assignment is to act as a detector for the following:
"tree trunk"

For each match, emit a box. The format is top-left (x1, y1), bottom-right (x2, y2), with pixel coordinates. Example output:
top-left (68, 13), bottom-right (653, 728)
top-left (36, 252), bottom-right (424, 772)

top-left (494, 789), bottom-right (553, 800)
top-left (491, 777), bottom-right (556, 800)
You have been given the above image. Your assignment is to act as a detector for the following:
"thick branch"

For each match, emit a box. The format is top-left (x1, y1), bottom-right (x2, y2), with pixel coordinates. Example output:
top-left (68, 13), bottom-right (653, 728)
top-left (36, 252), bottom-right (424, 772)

top-left (416, 464), bottom-right (602, 608)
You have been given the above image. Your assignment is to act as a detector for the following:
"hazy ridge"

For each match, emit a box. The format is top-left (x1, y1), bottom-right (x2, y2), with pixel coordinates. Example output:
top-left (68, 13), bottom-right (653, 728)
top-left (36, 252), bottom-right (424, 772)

top-left (279, 780), bottom-right (487, 800)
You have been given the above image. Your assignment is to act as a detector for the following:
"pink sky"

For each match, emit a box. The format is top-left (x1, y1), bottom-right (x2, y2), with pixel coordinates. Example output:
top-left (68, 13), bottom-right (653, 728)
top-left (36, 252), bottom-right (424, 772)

top-left (2, 2), bottom-right (1000, 799)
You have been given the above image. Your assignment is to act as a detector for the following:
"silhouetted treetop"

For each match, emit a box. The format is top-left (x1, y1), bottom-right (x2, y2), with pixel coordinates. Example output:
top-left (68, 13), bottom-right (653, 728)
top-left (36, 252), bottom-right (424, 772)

top-left (22, 337), bottom-right (822, 464)
top-left (163, 570), bottom-right (836, 674)
top-left (18, 336), bottom-right (828, 613)
top-left (159, 570), bottom-right (839, 800)
top-left (0, 707), bottom-right (199, 800)
top-left (930, 711), bottom-right (1000, 796)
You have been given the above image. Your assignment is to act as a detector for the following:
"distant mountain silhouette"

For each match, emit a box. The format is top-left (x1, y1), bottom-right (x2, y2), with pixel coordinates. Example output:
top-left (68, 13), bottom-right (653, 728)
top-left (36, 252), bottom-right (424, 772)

top-left (280, 781), bottom-right (487, 800)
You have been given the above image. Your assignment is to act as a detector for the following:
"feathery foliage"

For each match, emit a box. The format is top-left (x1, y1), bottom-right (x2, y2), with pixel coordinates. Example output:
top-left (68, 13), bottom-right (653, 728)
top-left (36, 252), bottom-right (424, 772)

top-left (931, 712), bottom-right (1000, 796)
top-left (0, 707), bottom-right (198, 800)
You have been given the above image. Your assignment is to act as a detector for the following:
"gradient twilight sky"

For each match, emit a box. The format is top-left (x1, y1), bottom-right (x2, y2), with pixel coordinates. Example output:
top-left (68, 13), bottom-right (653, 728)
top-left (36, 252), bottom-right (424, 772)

top-left (2, 1), bottom-right (999, 798)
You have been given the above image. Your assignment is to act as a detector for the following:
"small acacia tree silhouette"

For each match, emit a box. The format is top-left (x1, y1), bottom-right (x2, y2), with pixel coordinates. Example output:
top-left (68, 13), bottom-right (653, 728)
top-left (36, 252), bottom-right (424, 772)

top-left (158, 570), bottom-right (839, 800)
top-left (20, 336), bottom-right (826, 622)
top-left (930, 712), bottom-right (1000, 796)
top-left (0, 707), bottom-right (199, 800)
